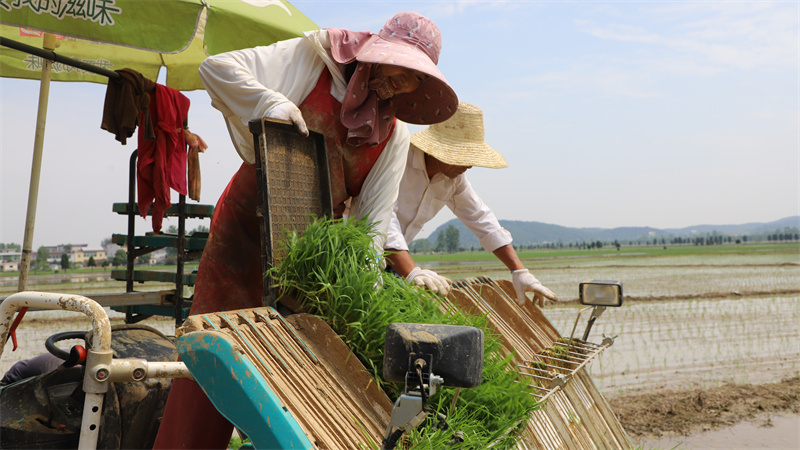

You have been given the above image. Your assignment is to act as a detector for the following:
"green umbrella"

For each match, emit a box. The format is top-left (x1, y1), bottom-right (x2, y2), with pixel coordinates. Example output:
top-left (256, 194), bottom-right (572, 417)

top-left (0, 0), bottom-right (319, 357)
top-left (0, 0), bottom-right (319, 90)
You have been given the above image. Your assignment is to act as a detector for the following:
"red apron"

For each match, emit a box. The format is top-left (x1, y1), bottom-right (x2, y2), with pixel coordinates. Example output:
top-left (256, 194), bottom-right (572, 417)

top-left (153, 68), bottom-right (395, 449)
top-left (190, 68), bottom-right (393, 315)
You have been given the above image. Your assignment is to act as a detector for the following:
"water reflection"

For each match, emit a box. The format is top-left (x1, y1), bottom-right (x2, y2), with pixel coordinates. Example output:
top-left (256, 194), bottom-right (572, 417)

top-left (0, 273), bottom-right (113, 288)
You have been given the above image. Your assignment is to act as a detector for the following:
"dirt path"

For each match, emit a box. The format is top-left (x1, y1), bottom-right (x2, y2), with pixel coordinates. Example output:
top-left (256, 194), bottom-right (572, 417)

top-left (608, 377), bottom-right (800, 441)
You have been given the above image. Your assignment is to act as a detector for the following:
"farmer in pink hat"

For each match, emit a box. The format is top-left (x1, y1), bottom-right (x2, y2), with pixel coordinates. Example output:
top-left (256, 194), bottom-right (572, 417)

top-left (153, 12), bottom-right (457, 449)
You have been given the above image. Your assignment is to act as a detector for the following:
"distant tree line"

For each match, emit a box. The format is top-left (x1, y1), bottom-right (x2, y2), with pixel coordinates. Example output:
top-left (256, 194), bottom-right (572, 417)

top-left (410, 224), bottom-right (461, 253)
top-left (409, 226), bottom-right (800, 254)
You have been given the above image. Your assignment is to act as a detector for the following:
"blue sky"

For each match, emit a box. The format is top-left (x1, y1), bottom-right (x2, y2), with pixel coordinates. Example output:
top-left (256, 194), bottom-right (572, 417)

top-left (1, 1), bottom-right (798, 249)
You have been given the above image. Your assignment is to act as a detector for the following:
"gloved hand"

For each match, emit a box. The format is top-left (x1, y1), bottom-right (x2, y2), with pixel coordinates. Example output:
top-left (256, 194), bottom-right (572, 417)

top-left (511, 269), bottom-right (558, 307)
top-left (407, 267), bottom-right (451, 296)
top-left (266, 101), bottom-right (309, 137)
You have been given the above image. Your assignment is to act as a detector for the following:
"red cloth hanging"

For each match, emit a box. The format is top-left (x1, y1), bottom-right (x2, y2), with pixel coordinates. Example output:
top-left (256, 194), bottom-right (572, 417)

top-left (137, 84), bottom-right (191, 232)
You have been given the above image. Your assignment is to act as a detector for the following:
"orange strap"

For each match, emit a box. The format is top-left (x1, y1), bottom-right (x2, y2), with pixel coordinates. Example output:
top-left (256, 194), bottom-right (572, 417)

top-left (7, 306), bottom-right (27, 350)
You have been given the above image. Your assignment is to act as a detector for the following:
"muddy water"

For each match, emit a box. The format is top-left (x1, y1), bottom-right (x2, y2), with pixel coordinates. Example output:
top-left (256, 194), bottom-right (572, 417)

top-left (638, 414), bottom-right (800, 449)
top-left (542, 295), bottom-right (800, 398)
top-left (0, 272), bottom-right (115, 290)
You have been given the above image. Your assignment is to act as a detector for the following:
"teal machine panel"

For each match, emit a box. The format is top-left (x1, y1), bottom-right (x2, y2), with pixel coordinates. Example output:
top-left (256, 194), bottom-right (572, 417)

top-left (177, 331), bottom-right (313, 449)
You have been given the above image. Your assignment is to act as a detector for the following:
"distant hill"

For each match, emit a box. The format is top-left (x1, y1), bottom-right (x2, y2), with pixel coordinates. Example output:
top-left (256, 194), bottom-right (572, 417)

top-left (417, 216), bottom-right (800, 249)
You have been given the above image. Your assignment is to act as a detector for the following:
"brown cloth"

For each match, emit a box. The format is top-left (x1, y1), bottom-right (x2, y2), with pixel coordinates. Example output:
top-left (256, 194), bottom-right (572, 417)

top-left (187, 146), bottom-right (201, 201)
top-left (101, 68), bottom-right (156, 144)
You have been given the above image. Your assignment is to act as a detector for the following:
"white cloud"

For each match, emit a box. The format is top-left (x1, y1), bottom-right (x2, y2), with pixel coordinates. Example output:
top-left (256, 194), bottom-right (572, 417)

top-left (578, 2), bottom-right (797, 72)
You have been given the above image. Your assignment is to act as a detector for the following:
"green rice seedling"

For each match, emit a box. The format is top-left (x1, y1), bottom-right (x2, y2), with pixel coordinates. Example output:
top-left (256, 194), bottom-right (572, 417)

top-left (268, 217), bottom-right (539, 449)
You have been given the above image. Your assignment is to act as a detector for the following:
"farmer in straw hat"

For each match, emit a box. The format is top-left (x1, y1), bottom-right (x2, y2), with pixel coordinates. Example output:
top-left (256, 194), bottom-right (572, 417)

top-left (385, 102), bottom-right (559, 306)
top-left (154, 12), bottom-right (458, 449)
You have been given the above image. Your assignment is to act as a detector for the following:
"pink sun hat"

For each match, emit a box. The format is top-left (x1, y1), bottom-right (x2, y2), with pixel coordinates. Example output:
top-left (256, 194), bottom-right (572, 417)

top-left (328, 12), bottom-right (458, 125)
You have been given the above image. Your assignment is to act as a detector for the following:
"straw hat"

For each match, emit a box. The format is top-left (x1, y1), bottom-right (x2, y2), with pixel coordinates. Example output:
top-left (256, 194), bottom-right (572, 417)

top-left (410, 102), bottom-right (508, 169)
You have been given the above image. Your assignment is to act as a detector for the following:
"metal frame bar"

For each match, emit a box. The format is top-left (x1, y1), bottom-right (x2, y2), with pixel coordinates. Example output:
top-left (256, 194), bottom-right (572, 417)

top-left (0, 36), bottom-right (121, 80)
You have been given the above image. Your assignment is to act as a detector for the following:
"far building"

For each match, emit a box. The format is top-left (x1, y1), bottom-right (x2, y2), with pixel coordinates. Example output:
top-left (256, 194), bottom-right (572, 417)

top-left (73, 248), bottom-right (107, 266)
top-left (40, 244), bottom-right (83, 267)
top-left (1, 251), bottom-right (21, 272)
top-left (149, 248), bottom-right (167, 265)
top-left (104, 242), bottom-right (122, 261)
top-left (36, 244), bottom-right (108, 268)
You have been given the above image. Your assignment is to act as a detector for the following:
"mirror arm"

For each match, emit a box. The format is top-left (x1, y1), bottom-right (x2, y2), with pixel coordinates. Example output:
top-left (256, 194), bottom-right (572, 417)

top-left (582, 306), bottom-right (606, 341)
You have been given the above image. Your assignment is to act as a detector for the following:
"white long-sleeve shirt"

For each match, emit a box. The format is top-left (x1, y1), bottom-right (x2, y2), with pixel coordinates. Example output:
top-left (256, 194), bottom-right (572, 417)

top-left (198, 30), bottom-right (409, 251)
top-left (385, 145), bottom-right (513, 253)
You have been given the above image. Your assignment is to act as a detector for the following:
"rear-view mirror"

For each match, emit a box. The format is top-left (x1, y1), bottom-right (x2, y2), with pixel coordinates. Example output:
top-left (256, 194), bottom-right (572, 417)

top-left (579, 280), bottom-right (623, 307)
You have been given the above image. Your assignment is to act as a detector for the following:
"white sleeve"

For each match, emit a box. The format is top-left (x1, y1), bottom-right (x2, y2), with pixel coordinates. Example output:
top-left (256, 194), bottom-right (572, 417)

top-left (198, 37), bottom-right (326, 163)
top-left (348, 122), bottom-right (410, 253)
top-left (451, 176), bottom-right (513, 252)
top-left (384, 209), bottom-right (409, 251)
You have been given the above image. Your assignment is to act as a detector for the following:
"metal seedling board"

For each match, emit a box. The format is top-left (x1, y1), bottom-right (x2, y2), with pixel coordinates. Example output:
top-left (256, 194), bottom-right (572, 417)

top-left (249, 117), bottom-right (333, 307)
top-left (448, 278), bottom-right (633, 449)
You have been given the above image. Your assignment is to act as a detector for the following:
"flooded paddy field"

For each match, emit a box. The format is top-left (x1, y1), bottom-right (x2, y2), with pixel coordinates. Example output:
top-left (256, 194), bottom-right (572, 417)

top-left (544, 294), bottom-right (799, 397)
top-left (428, 246), bottom-right (800, 396)
top-left (1, 269), bottom-right (180, 369)
top-left (0, 270), bottom-right (177, 297)
top-left (3, 245), bottom-right (798, 390)
top-left (430, 243), bottom-right (800, 447)
top-left (2, 244), bottom-right (798, 447)
top-left (435, 248), bottom-right (800, 301)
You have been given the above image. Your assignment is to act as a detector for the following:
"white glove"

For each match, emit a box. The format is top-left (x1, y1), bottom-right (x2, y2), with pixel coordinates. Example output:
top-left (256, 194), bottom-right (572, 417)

top-left (511, 269), bottom-right (558, 307)
top-left (407, 267), bottom-right (451, 295)
top-left (266, 101), bottom-right (309, 137)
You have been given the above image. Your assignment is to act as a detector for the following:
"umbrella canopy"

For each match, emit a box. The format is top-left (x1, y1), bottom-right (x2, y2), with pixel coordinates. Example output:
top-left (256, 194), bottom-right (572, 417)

top-left (0, 0), bottom-right (319, 90)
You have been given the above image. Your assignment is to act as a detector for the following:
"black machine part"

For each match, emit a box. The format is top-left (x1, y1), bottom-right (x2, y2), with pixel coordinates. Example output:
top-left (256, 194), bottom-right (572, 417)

top-left (1, 324), bottom-right (177, 449)
top-left (45, 331), bottom-right (88, 367)
top-left (382, 323), bottom-right (483, 450)
top-left (383, 323), bottom-right (484, 388)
